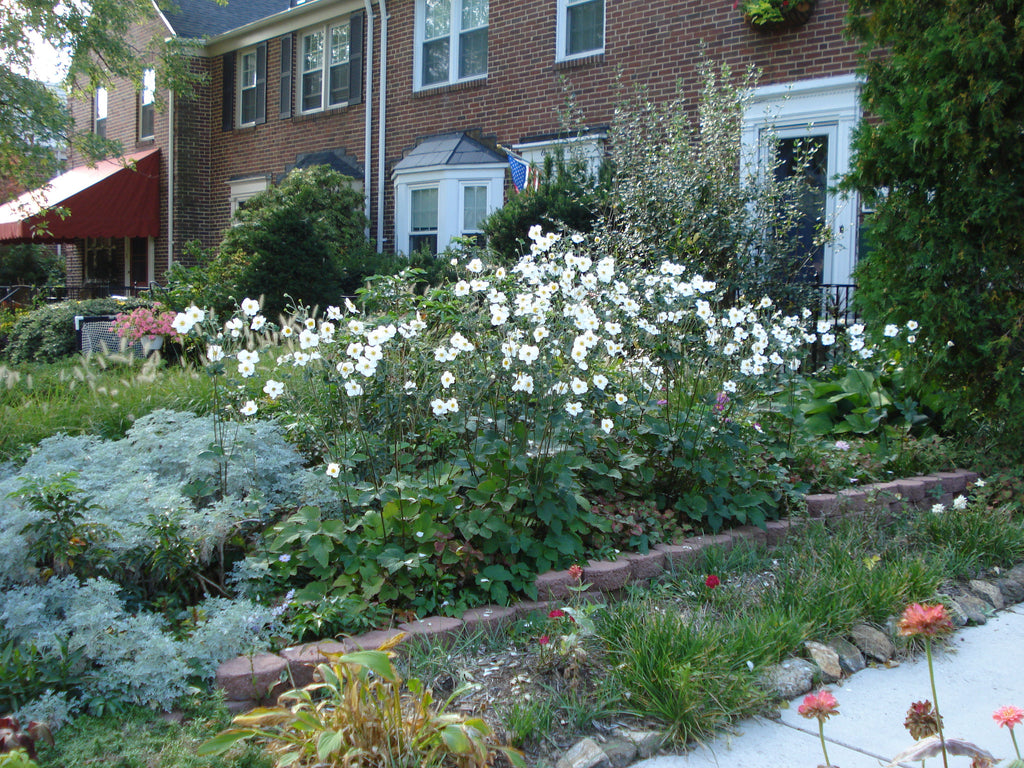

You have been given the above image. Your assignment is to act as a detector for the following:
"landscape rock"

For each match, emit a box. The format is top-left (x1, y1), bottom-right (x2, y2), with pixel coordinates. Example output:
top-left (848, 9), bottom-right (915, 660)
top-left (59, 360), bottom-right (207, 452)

top-left (761, 657), bottom-right (817, 700)
top-left (536, 570), bottom-right (575, 601)
top-left (969, 579), bottom-right (1005, 610)
top-left (1007, 564), bottom-right (1024, 587)
top-left (804, 641), bottom-right (842, 682)
top-left (216, 653), bottom-right (288, 702)
top-left (347, 628), bottom-right (406, 650)
top-left (730, 525), bottom-right (768, 547)
top-left (994, 577), bottom-right (1024, 605)
top-left (763, 520), bottom-right (790, 546)
top-left (459, 605), bottom-right (519, 633)
top-left (942, 597), bottom-right (970, 627)
top-left (654, 542), bottom-right (703, 570)
top-left (934, 471), bottom-right (968, 494)
top-left (617, 729), bottom-right (667, 759)
top-left (556, 737), bottom-right (611, 768)
top-left (600, 738), bottom-right (637, 767)
top-left (223, 699), bottom-right (257, 715)
top-left (279, 640), bottom-right (352, 687)
top-left (849, 624), bottom-right (895, 663)
top-left (804, 493), bottom-right (839, 517)
top-left (950, 594), bottom-right (989, 625)
top-left (827, 638), bottom-right (866, 675)
top-left (398, 616), bottom-right (464, 645)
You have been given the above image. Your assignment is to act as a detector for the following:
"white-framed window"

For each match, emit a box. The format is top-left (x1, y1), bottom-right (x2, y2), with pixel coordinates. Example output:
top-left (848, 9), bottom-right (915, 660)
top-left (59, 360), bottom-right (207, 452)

top-left (414, 0), bottom-right (488, 90)
top-left (556, 0), bottom-right (604, 61)
top-left (461, 183), bottom-right (488, 244)
top-left (94, 87), bottom-right (108, 139)
top-left (741, 74), bottom-right (862, 287)
top-left (409, 187), bottom-right (440, 254)
top-left (228, 175), bottom-right (271, 217)
top-left (513, 133), bottom-right (606, 179)
top-left (139, 69), bottom-right (156, 140)
top-left (299, 21), bottom-right (352, 113)
top-left (395, 168), bottom-right (504, 255)
top-left (238, 47), bottom-right (261, 126)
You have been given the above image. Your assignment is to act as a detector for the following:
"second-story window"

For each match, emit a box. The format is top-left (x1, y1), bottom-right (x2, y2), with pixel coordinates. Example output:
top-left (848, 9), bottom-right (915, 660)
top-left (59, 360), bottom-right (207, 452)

top-left (557, 0), bottom-right (604, 60)
top-left (139, 69), bottom-right (155, 140)
top-left (300, 22), bottom-right (352, 113)
top-left (94, 87), bottom-right (108, 138)
top-left (238, 48), bottom-right (260, 125)
top-left (416, 0), bottom-right (488, 89)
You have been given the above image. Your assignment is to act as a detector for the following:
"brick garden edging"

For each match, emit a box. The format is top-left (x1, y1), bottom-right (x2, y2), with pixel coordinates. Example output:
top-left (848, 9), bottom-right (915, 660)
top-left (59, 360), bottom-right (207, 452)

top-left (215, 469), bottom-right (980, 711)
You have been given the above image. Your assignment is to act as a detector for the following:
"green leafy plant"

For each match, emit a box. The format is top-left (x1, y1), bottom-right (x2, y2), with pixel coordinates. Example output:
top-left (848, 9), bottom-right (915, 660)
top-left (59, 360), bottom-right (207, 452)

top-left (740, 0), bottom-right (815, 27)
top-left (10, 472), bottom-right (113, 580)
top-left (198, 635), bottom-right (525, 767)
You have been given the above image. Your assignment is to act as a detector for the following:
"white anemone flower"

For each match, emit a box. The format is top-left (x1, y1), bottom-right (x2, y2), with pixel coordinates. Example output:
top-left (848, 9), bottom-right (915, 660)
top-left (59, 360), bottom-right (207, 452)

top-left (241, 298), bottom-right (261, 316)
top-left (344, 380), bottom-right (364, 397)
top-left (601, 418), bottom-right (614, 434)
top-left (441, 371), bottom-right (456, 389)
top-left (251, 315), bottom-right (267, 331)
top-left (593, 374), bottom-right (608, 390)
top-left (263, 380), bottom-right (285, 399)
top-left (206, 344), bottom-right (225, 362)
top-left (571, 377), bottom-right (588, 395)
top-left (614, 393), bottom-right (628, 406)
top-left (240, 400), bottom-right (258, 416)
top-left (431, 398), bottom-right (449, 416)
top-left (565, 401), bottom-right (584, 417)
top-left (326, 463), bottom-right (341, 478)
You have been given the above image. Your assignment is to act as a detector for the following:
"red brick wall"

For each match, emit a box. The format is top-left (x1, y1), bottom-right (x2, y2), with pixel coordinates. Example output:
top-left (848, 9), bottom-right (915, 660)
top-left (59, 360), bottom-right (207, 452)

top-left (69, 0), bottom-right (860, 261)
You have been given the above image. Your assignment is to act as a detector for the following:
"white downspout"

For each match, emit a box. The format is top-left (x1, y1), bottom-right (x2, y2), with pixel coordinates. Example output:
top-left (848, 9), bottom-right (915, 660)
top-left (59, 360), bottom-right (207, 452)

top-left (376, 0), bottom-right (388, 252)
top-left (167, 89), bottom-right (175, 272)
top-left (363, 0), bottom-right (374, 239)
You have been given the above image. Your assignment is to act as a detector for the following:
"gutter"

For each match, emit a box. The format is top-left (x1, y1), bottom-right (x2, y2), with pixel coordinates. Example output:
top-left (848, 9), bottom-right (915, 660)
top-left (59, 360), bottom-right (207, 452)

top-left (376, 0), bottom-right (388, 252)
top-left (363, 0), bottom-right (374, 239)
top-left (167, 88), bottom-right (174, 270)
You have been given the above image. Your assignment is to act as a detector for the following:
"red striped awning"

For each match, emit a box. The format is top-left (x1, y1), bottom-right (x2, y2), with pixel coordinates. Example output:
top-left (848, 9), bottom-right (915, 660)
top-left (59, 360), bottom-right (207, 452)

top-left (0, 148), bottom-right (160, 243)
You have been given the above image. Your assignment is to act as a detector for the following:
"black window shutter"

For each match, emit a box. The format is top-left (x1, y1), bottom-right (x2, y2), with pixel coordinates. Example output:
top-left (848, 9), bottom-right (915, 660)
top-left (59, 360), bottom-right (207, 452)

top-left (279, 34), bottom-right (293, 119)
top-left (348, 11), bottom-right (364, 106)
top-left (255, 41), bottom-right (268, 125)
top-left (222, 52), bottom-right (235, 131)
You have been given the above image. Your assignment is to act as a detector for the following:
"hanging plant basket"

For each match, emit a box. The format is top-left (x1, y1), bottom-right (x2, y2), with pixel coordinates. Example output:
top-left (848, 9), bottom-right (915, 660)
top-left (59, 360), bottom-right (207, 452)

top-left (743, 0), bottom-right (815, 32)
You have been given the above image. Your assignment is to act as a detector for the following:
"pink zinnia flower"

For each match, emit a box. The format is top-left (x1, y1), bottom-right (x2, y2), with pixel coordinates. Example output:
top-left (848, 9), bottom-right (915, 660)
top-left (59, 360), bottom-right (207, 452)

top-left (548, 609), bottom-right (566, 619)
top-left (705, 574), bottom-right (721, 589)
top-left (568, 564), bottom-right (584, 581)
top-left (798, 689), bottom-right (839, 723)
top-left (538, 635), bottom-right (550, 646)
top-left (994, 705), bottom-right (1024, 730)
top-left (898, 603), bottom-right (953, 638)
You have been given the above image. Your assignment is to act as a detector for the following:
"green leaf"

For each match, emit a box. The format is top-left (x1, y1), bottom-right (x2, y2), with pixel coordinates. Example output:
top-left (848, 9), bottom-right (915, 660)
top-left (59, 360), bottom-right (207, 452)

top-left (196, 729), bottom-right (254, 756)
top-left (336, 650), bottom-right (400, 682)
top-left (441, 724), bottom-right (474, 754)
top-left (317, 730), bottom-right (346, 760)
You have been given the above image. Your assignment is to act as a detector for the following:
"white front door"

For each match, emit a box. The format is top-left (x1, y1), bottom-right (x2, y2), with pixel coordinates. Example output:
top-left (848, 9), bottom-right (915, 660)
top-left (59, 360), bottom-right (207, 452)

top-left (743, 74), bottom-right (861, 287)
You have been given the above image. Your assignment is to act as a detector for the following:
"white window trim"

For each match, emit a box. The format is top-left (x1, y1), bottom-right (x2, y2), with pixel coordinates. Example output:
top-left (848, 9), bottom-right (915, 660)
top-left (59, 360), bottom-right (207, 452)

top-left (741, 74), bottom-right (862, 286)
top-left (512, 134), bottom-right (606, 178)
top-left (298, 19), bottom-right (353, 115)
top-left (229, 175), bottom-right (271, 217)
top-left (459, 182), bottom-right (488, 237)
top-left (237, 46), bottom-right (260, 127)
top-left (413, 0), bottom-right (488, 92)
top-left (555, 0), bottom-right (605, 62)
top-left (94, 87), bottom-right (108, 136)
top-left (394, 164), bottom-right (505, 254)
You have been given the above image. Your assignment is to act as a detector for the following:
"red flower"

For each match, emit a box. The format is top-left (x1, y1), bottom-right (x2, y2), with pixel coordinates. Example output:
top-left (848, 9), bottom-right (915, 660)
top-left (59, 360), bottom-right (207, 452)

top-left (898, 603), bottom-right (953, 637)
top-left (538, 635), bottom-right (550, 646)
top-left (993, 705), bottom-right (1024, 730)
top-left (705, 574), bottom-right (721, 589)
top-left (798, 689), bottom-right (839, 723)
top-left (548, 609), bottom-right (566, 619)
top-left (568, 564), bottom-right (584, 581)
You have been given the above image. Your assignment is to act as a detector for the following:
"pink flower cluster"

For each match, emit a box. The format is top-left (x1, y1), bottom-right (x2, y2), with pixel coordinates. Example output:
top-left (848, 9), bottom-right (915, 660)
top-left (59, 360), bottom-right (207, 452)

top-left (111, 304), bottom-right (180, 342)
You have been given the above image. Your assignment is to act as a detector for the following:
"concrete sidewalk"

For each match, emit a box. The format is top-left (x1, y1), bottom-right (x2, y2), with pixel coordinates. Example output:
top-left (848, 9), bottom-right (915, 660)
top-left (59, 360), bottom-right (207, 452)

top-left (632, 606), bottom-right (1024, 768)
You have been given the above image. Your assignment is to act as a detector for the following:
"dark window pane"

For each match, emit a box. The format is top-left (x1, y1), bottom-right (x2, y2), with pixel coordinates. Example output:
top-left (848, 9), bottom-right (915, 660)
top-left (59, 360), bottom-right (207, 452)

top-left (140, 103), bottom-right (155, 139)
top-left (458, 28), bottom-right (487, 78)
top-left (422, 38), bottom-right (449, 85)
top-left (328, 63), bottom-right (349, 105)
top-left (241, 88), bottom-right (257, 124)
top-left (775, 136), bottom-right (829, 284)
top-left (302, 70), bottom-right (322, 111)
top-left (95, 117), bottom-right (106, 139)
top-left (409, 234), bottom-right (438, 255)
top-left (567, 0), bottom-right (604, 55)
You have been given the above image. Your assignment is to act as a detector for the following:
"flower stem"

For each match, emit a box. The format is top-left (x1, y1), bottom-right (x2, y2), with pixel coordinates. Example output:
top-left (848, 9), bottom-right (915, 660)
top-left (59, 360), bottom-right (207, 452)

top-left (818, 719), bottom-right (831, 768)
top-left (1012, 728), bottom-right (1021, 760)
top-left (925, 638), bottom-right (949, 768)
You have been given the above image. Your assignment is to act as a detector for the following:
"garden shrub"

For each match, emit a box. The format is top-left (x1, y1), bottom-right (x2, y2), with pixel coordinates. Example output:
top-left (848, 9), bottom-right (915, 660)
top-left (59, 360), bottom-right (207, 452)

top-left (214, 166), bottom-right (379, 319)
top-left (481, 152), bottom-right (610, 261)
top-left (597, 59), bottom-right (820, 305)
top-left (844, 0), bottom-right (1024, 448)
top-left (3, 297), bottom-right (150, 364)
top-left (0, 243), bottom-right (63, 286)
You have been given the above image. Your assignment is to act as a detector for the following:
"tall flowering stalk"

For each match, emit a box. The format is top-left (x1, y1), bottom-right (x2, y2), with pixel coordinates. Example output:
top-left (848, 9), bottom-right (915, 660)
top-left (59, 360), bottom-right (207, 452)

top-left (898, 602), bottom-right (954, 768)
top-left (798, 689), bottom-right (839, 768)
top-left (994, 705), bottom-right (1024, 762)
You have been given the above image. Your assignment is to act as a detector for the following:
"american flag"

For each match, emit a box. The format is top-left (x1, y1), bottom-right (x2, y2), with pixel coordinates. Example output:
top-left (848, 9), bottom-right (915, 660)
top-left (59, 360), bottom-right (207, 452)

top-left (507, 151), bottom-right (538, 192)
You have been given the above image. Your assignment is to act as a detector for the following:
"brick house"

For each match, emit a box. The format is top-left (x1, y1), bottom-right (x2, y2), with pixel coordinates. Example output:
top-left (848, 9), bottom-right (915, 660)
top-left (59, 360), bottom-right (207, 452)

top-left (0, 0), bottom-right (866, 295)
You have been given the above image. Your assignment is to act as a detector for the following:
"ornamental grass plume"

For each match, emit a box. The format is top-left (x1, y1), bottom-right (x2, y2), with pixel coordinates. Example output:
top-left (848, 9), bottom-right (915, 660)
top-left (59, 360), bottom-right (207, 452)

top-left (994, 705), bottom-right (1024, 761)
top-left (798, 689), bottom-right (839, 767)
